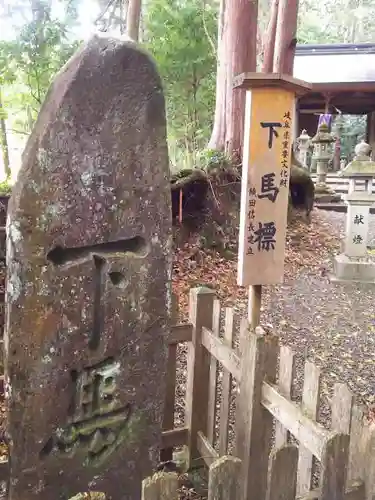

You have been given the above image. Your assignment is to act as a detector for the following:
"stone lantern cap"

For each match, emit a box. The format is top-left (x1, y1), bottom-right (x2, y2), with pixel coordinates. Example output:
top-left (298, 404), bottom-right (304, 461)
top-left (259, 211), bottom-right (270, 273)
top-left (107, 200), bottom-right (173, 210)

top-left (311, 122), bottom-right (335, 144)
top-left (339, 141), bottom-right (375, 178)
top-left (298, 129), bottom-right (311, 142)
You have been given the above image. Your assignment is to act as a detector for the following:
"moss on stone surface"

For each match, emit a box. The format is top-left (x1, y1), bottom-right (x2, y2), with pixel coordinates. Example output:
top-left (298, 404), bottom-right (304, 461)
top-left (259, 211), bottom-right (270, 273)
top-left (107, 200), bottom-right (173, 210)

top-left (340, 159), bottom-right (375, 177)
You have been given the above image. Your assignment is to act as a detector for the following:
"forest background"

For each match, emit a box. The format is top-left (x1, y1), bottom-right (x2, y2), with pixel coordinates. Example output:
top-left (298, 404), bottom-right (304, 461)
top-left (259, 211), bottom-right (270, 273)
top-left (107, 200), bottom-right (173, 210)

top-left (0, 0), bottom-right (373, 184)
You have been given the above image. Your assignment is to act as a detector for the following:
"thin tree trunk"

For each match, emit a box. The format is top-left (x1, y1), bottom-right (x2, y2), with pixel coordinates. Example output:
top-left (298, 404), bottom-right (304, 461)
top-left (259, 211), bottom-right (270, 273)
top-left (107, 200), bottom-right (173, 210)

top-left (273, 0), bottom-right (298, 74)
top-left (262, 0), bottom-right (279, 72)
top-left (0, 89), bottom-right (10, 179)
top-left (127, 0), bottom-right (142, 41)
top-left (208, 0), bottom-right (227, 151)
top-left (223, 0), bottom-right (235, 153)
top-left (227, 0), bottom-right (258, 157)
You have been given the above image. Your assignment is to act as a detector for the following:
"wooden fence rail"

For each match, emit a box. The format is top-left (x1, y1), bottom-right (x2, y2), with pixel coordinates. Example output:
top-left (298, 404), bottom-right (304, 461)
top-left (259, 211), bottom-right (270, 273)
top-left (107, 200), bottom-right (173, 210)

top-left (161, 287), bottom-right (375, 500)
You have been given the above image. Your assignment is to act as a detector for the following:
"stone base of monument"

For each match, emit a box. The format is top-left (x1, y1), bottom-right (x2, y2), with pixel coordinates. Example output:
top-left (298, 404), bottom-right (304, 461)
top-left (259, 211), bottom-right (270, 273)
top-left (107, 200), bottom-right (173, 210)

top-left (314, 183), bottom-right (342, 203)
top-left (331, 253), bottom-right (375, 283)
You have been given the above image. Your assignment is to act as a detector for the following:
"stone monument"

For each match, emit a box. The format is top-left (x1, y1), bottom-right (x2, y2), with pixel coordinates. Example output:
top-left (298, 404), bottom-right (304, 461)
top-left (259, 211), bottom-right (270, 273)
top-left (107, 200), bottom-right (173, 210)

top-left (332, 141), bottom-right (375, 283)
top-left (5, 34), bottom-right (172, 499)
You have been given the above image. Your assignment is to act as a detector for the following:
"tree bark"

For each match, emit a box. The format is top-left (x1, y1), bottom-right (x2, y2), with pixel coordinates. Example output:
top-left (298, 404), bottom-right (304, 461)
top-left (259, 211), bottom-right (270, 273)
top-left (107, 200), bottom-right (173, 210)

top-left (208, 0), bottom-right (258, 157)
top-left (0, 89), bottom-right (10, 179)
top-left (227, 0), bottom-right (258, 157)
top-left (273, 0), bottom-right (299, 74)
top-left (127, 0), bottom-right (142, 41)
top-left (261, 0), bottom-right (279, 72)
top-left (208, 0), bottom-right (227, 151)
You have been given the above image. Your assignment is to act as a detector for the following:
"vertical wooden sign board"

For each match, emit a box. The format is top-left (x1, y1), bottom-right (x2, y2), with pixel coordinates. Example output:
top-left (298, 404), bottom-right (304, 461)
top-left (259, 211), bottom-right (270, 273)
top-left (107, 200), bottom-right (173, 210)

top-left (235, 74), bottom-right (311, 286)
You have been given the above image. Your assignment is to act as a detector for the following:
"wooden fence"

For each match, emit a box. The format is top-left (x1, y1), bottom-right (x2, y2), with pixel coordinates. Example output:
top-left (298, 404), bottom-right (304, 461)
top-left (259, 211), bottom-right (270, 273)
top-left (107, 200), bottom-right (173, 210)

top-left (69, 456), bottom-right (241, 500)
top-left (161, 286), bottom-right (375, 500)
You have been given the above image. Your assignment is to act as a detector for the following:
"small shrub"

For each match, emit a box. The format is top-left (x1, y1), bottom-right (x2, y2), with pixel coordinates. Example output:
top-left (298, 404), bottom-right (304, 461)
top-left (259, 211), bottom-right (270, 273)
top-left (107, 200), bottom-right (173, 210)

top-left (0, 179), bottom-right (12, 196)
top-left (198, 149), bottom-right (231, 172)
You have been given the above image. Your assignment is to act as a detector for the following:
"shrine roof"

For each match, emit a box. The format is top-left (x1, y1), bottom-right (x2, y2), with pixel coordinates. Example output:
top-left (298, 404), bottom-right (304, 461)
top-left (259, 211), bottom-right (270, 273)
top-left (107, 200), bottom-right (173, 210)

top-left (294, 44), bottom-right (375, 114)
top-left (294, 43), bottom-right (375, 85)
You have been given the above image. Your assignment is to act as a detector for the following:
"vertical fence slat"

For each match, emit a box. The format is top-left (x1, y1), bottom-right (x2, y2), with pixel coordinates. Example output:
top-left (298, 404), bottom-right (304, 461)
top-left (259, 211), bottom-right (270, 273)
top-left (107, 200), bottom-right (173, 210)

top-left (297, 360), bottom-right (321, 496)
top-left (331, 383), bottom-right (353, 434)
top-left (363, 426), bottom-right (375, 500)
top-left (207, 299), bottom-right (221, 446)
top-left (142, 475), bottom-right (159, 500)
top-left (185, 287), bottom-right (215, 468)
top-left (238, 317), bottom-right (249, 354)
top-left (158, 473), bottom-right (179, 500)
top-left (267, 445), bottom-right (299, 500)
top-left (348, 404), bottom-right (365, 482)
top-left (207, 456), bottom-right (241, 500)
top-left (161, 342), bottom-right (177, 462)
top-left (142, 472), bottom-right (179, 500)
top-left (275, 346), bottom-right (295, 448)
top-left (161, 293), bottom-right (179, 462)
top-left (320, 433), bottom-right (349, 500)
top-left (235, 328), bottom-right (278, 500)
top-left (219, 308), bottom-right (235, 456)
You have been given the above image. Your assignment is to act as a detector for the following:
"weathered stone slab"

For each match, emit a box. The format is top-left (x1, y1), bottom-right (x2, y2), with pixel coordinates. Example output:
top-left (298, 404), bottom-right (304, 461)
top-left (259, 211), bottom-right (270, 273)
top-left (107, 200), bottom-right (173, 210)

top-left (5, 34), bottom-right (172, 500)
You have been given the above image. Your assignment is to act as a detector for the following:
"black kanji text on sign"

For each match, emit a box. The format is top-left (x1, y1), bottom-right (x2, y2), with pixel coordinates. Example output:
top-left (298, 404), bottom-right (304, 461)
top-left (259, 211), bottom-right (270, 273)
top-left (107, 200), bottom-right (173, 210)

top-left (258, 173), bottom-right (279, 203)
top-left (253, 221), bottom-right (277, 252)
top-left (260, 122), bottom-right (282, 149)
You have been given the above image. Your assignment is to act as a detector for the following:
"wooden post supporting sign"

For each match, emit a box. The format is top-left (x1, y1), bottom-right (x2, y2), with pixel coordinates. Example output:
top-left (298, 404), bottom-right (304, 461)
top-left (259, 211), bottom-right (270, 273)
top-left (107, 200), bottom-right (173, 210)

top-left (235, 73), bottom-right (311, 327)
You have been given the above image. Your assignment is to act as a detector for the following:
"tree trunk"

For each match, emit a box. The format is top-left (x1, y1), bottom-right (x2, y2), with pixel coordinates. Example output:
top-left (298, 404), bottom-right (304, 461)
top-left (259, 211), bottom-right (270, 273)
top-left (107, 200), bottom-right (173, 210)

top-left (127, 0), bottom-right (142, 41)
top-left (208, 0), bottom-right (258, 157)
top-left (0, 89), bottom-right (10, 179)
top-left (273, 0), bottom-right (298, 74)
top-left (262, 0), bottom-right (279, 72)
top-left (227, 0), bottom-right (258, 158)
top-left (207, 0), bottom-right (227, 151)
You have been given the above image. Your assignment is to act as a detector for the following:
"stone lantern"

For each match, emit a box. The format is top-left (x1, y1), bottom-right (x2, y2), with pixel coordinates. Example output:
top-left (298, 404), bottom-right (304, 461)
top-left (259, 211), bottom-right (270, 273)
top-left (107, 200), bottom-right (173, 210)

top-left (332, 140), bottom-right (375, 283)
top-left (311, 121), bottom-right (341, 202)
top-left (297, 129), bottom-right (311, 168)
top-left (312, 121), bottom-right (335, 183)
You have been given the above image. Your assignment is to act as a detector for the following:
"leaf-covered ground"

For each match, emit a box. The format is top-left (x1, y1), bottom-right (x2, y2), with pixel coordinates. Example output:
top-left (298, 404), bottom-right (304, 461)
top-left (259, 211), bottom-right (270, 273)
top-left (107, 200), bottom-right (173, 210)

top-left (173, 210), bottom-right (338, 318)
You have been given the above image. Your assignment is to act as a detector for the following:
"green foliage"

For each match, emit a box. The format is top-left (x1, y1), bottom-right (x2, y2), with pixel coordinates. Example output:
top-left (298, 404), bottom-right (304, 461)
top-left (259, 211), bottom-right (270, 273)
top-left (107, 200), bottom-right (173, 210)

top-left (198, 148), bottom-right (232, 172)
top-left (144, 0), bottom-right (217, 169)
top-left (0, 178), bottom-right (12, 195)
top-left (11, 22), bottom-right (78, 106)
top-left (0, 0), bottom-right (82, 179)
top-left (95, 0), bottom-right (125, 33)
top-left (297, 0), bottom-right (375, 43)
top-left (1, 0), bottom-right (81, 133)
top-left (333, 115), bottom-right (366, 161)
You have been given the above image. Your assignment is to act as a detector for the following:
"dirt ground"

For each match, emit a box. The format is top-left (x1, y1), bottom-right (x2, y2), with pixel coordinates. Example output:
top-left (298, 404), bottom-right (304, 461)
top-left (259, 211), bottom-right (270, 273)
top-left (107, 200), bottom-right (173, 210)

top-left (173, 208), bottom-right (375, 437)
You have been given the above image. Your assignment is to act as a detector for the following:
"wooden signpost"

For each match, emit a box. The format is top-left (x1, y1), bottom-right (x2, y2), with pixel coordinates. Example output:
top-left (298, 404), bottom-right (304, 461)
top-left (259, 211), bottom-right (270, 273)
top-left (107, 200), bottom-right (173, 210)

top-left (235, 73), bottom-right (311, 326)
